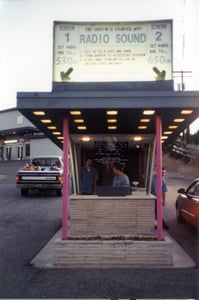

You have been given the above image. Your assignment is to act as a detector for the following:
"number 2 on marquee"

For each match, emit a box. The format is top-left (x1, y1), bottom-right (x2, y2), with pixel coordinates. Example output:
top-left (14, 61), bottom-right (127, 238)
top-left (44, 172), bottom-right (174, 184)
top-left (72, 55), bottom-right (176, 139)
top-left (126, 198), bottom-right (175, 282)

top-left (155, 31), bottom-right (162, 41)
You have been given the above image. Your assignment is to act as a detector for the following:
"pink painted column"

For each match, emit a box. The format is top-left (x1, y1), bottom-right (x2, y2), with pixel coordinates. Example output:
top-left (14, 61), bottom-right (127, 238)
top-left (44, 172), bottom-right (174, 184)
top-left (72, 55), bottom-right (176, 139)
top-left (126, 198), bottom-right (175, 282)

top-left (62, 116), bottom-right (69, 240)
top-left (156, 115), bottom-right (164, 240)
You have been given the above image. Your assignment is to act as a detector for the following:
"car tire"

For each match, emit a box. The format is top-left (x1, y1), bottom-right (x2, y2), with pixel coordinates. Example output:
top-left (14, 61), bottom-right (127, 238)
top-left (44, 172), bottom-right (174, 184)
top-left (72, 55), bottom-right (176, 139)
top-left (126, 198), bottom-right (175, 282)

top-left (176, 205), bottom-right (183, 223)
top-left (21, 189), bottom-right (28, 196)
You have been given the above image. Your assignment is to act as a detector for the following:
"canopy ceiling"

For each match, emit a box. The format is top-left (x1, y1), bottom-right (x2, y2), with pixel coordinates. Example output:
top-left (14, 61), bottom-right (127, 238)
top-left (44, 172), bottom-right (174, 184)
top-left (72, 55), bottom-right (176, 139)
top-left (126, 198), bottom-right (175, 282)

top-left (17, 82), bottom-right (199, 149)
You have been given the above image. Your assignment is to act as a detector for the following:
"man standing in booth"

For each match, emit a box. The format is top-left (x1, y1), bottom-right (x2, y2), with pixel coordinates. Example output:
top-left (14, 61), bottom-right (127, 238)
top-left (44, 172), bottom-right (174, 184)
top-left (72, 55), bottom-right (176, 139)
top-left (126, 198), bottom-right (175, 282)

top-left (79, 157), bottom-right (98, 195)
top-left (112, 163), bottom-right (130, 187)
top-left (151, 166), bottom-right (169, 229)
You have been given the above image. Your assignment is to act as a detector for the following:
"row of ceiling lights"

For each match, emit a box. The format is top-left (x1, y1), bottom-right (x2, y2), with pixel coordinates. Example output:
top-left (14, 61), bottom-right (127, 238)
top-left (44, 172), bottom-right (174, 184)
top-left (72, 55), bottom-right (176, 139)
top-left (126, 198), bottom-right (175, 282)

top-left (61, 109), bottom-right (156, 133)
top-left (0, 109), bottom-right (193, 145)
top-left (32, 111), bottom-right (64, 142)
top-left (32, 109), bottom-right (193, 143)
top-left (162, 109), bottom-right (193, 141)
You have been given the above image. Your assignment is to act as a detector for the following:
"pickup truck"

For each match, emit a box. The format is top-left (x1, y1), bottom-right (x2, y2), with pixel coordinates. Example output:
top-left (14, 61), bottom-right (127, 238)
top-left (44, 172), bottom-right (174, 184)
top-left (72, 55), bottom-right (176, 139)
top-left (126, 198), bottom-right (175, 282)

top-left (16, 156), bottom-right (63, 196)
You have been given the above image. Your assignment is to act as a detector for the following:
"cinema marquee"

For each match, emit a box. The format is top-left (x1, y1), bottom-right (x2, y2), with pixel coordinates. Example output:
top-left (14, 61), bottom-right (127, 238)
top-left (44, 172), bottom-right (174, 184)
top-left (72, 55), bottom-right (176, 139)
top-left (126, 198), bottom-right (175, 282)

top-left (53, 20), bottom-right (173, 82)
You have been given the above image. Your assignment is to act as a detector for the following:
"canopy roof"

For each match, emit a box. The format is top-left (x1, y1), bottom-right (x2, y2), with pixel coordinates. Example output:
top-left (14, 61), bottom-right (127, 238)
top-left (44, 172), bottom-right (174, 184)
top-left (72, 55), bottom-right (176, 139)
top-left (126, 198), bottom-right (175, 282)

top-left (17, 81), bottom-right (199, 149)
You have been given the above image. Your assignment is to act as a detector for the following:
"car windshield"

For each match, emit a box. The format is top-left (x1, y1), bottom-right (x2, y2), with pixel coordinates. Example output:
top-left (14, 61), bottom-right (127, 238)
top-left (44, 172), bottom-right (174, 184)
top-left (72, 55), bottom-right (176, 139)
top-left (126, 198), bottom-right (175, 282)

top-left (194, 184), bottom-right (199, 196)
top-left (32, 158), bottom-right (61, 168)
top-left (187, 181), bottom-right (199, 196)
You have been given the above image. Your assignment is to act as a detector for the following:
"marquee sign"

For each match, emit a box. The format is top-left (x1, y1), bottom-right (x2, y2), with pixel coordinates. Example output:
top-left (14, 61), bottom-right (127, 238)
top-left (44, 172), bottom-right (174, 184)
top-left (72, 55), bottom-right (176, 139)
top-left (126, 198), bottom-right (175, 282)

top-left (53, 20), bottom-right (172, 82)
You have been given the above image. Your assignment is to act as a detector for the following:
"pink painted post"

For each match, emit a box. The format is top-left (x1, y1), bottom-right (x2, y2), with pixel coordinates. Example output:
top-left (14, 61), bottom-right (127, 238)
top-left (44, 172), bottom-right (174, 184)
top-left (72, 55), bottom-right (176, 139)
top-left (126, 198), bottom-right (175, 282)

top-left (62, 116), bottom-right (69, 240)
top-left (156, 115), bottom-right (164, 240)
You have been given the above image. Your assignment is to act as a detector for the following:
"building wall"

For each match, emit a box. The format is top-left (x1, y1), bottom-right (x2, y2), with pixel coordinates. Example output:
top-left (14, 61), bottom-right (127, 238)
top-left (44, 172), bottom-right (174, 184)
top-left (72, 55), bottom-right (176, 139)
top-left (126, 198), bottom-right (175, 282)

top-left (0, 141), bottom-right (28, 161)
top-left (30, 138), bottom-right (62, 158)
top-left (0, 109), bottom-right (62, 160)
top-left (0, 138), bottom-right (62, 161)
top-left (0, 108), bottom-right (35, 130)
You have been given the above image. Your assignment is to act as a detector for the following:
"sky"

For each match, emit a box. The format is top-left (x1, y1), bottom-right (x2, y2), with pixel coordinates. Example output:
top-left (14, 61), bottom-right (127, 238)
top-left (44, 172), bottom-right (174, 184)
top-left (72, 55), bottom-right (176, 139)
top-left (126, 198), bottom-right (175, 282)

top-left (0, 0), bottom-right (198, 132)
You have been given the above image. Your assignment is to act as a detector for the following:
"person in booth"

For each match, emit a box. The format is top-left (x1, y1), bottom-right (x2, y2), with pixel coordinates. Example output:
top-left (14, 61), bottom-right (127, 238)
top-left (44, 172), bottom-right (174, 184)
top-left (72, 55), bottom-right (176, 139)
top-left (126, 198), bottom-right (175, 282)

top-left (151, 166), bottom-right (169, 229)
top-left (112, 163), bottom-right (130, 187)
top-left (79, 157), bottom-right (98, 195)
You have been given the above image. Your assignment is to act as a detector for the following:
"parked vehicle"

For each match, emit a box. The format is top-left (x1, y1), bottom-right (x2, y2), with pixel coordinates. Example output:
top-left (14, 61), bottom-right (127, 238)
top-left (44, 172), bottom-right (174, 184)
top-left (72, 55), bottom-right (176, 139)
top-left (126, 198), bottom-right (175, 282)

top-left (175, 178), bottom-right (199, 227)
top-left (16, 156), bottom-right (63, 196)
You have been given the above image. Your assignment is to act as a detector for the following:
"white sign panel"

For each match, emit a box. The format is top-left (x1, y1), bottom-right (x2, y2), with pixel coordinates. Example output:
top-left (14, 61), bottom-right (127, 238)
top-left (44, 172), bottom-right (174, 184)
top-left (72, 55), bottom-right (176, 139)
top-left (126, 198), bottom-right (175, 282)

top-left (53, 20), bottom-right (172, 82)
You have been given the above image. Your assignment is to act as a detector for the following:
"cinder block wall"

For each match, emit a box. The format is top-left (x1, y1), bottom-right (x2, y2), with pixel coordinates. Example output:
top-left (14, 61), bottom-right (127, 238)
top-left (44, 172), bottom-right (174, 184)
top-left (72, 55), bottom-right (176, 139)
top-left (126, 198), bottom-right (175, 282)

top-left (70, 196), bottom-right (155, 236)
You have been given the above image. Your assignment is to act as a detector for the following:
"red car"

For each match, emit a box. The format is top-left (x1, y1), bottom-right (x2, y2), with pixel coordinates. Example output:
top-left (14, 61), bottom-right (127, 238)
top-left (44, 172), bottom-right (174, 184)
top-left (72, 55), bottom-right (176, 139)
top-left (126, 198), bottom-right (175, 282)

top-left (176, 178), bottom-right (199, 227)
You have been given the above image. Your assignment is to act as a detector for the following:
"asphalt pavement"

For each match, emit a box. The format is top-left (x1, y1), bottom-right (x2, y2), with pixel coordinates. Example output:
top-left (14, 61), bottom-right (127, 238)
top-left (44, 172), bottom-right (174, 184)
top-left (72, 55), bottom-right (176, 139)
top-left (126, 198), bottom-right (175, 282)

top-left (0, 160), bottom-right (198, 299)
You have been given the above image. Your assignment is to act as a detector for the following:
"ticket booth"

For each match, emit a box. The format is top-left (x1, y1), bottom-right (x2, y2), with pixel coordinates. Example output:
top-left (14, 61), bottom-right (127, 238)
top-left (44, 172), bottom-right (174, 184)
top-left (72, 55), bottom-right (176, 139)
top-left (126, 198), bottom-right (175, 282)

top-left (17, 20), bottom-right (199, 241)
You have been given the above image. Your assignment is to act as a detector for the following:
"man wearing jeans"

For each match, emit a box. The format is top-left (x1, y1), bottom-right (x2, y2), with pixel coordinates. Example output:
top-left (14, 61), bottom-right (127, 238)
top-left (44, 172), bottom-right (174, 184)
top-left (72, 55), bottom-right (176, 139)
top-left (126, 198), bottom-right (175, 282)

top-left (151, 167), bottom-right (169, 229)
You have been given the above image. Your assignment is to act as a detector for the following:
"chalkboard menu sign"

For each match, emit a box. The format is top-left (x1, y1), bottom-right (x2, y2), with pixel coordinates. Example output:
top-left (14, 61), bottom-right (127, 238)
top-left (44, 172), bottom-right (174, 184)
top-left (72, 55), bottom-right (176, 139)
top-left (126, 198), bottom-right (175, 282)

top-left (95, 141), bottom-right (128, 164)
